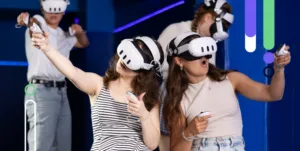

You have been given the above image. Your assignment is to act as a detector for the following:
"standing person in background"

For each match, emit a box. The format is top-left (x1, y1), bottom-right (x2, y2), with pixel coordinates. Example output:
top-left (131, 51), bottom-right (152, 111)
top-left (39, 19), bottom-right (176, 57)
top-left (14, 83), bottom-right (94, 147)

top-left (17, 0), bottom-right (89, 151)
top-left (30, 31), bottom-right (163, 150)
top-left (157, 0), bottom-right (234, 150)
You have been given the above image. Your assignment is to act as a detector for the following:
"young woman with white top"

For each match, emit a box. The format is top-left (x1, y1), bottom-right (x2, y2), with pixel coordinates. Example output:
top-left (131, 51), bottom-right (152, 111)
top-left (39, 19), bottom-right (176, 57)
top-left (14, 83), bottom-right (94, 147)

top-left (163, 32), bottom-right (291, 151)
top-left (158, 1), bottom-right (233, 150)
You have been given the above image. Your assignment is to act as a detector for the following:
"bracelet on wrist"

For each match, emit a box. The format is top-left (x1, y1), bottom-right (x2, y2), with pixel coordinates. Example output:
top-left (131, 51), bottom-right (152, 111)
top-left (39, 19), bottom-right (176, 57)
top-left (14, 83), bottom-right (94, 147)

top-left (182, 130), bottom-right (194, 142)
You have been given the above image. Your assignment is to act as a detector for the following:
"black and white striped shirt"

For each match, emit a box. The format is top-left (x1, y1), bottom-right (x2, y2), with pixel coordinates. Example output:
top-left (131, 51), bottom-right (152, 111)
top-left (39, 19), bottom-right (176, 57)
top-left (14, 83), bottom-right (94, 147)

top-left (91, 86), bottom-right (148, 151)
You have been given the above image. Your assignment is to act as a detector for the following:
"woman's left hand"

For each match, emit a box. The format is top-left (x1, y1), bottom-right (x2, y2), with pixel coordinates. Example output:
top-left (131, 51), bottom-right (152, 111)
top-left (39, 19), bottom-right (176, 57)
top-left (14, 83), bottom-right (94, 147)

top-left (127, 92), bottom-right (150, 120)
top-left (274, 45), bottom-right (291, 68)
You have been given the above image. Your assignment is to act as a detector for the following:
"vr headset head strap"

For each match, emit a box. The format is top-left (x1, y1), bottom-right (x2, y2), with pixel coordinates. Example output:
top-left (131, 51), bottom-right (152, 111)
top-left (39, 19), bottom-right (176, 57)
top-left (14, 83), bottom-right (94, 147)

top-left (174, 32), bottom-right (199, 48)
top-left (135, 36), bottom-right (162, 67)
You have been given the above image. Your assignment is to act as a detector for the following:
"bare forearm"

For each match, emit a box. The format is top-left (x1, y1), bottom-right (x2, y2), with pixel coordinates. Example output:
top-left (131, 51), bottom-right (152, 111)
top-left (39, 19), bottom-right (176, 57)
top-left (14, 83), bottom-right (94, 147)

top-left (44, 46), bottom-right (77, 80)
top-left (269, 66), bottom-right (285, 100)
top-left (141, 115), bottom-right (161, 150)
top-left (171, 140), bottom-right (192, 151)
top-left (75, 32), bottom-right (89, 47)
top-left (171, 129), bottom-right (193, 151)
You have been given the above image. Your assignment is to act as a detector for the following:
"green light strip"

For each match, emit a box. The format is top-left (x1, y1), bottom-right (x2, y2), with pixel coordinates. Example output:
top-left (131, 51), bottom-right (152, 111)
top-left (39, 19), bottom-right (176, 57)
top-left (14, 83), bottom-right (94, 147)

top-left (264, 0), bottom-right (275, 50)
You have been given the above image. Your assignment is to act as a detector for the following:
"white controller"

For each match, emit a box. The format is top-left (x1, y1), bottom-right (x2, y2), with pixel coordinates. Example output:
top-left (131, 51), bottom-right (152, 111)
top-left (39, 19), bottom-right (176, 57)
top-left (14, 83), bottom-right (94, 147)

top-left (276, 44), bottom-right (288, 56)
top-left (126, 91), bottom-right (139, 101)
top-left (69, 27), bottom-right (76, 36)
top-left (31, 23), bottom-right (43, 33)
top-left (198, 111), bottom-right (212, 121)
top-left (126, 91), bottom-right (140, 122)
top-left (15, 14), bottom-right (30, 28)
top-left (24, 15), bottom-right (29, 26)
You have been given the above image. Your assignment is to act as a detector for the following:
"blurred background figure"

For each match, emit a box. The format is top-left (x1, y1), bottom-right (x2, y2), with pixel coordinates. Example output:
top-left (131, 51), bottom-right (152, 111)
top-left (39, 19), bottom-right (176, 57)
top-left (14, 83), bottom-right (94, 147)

top-left (16, 0), bottom-right (88, 151)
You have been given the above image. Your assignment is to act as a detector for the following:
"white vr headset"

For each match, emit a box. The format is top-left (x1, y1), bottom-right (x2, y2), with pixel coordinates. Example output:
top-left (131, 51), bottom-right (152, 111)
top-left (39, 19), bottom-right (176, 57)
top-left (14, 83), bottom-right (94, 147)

top-left (117, 36), bottom-right (163, 72)
top-left (41, 0), bottom-right (70, 13)
top-left (168, 32), bottom-right (217, 60)
top-left (204, 0), bottom-right (234, 42)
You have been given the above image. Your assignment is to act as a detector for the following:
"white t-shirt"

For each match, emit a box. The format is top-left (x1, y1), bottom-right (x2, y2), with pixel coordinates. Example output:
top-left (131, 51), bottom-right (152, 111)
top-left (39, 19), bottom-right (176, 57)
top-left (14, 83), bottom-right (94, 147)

top-left (25, 15), bottom-right (77, 81)
top-left (157, 21), bottom-right (216, 80)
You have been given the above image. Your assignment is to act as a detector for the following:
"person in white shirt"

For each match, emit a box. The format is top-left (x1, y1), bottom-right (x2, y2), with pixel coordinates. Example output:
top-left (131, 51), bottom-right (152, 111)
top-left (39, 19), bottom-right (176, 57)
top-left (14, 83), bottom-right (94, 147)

top-left (17, 0), bottom-right (89, 151)
top-left (157, 0), bottom-right (233, 150)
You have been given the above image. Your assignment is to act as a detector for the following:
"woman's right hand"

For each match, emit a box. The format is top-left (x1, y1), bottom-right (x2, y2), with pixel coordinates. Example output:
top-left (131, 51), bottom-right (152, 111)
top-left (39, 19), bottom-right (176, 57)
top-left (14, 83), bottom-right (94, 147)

top-left (184, 115), bottom-right (211, 137)
top-left (17, 12), bottom-right (29, 26)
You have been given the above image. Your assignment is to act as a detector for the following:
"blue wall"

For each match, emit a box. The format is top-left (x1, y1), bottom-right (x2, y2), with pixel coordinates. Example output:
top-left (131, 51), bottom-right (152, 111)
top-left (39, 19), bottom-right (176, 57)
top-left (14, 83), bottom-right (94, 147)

top-left (227, 0), bottom-right (299, 151)
top-left (268, 0), bottom-right (300, 150)
top-left (114, 0), bottom-right (193, 47)
top-left (227, 0), bottom-right (267, 151)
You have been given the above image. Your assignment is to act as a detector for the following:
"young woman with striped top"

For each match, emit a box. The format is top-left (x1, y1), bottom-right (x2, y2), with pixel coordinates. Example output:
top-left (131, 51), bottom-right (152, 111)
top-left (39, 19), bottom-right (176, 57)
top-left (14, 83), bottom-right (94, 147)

top-left (30, 29), bottom-right (164, 150)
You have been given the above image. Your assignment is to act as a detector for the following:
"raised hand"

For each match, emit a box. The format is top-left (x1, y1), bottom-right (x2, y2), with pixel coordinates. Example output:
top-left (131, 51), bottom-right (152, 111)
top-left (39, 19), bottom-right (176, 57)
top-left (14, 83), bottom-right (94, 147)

top-left (16, 12), bottom-right (29, 26)
top-left (274, 45), bottom-right (291, 68)
top-left (31, 30), bottom-right (49, 51)
top-left (127, 92), bottom-right (150, 121)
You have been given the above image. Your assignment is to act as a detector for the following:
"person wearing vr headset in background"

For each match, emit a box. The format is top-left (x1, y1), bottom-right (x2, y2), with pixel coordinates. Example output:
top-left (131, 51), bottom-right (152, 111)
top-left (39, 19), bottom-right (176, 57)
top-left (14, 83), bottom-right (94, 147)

top-left (158, 0), bottom-right (233, 75)
top-left (157, 0), bottom-right (233, 150)
top-left (30, 23), bottom-right (164, 150)
top-left (162, 32), bottom-right (291, 151)
top-left (16, 0), bottom-right (89, 151)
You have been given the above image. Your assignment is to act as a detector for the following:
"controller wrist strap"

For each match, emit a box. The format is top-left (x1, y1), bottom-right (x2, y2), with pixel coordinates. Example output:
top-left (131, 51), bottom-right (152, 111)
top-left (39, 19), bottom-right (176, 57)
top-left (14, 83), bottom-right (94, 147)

top-left (274, 64), bottom-right (285, 72)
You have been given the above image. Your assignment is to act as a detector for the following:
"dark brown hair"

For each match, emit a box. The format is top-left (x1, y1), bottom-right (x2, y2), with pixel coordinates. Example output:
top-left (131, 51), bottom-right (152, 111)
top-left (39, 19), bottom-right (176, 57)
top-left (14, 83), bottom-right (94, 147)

top-left (103, 38), bottom-right (164, 111)
top-left (191, 2), bottom-right (232, 32)
top-left (163, 35), bottom-right (236, 129)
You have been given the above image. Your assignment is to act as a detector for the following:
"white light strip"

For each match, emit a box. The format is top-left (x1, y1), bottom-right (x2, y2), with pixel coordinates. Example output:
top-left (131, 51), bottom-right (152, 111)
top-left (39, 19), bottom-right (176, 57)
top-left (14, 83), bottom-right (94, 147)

top-left (245, 34), bottom-right (256, 53)
top-left (25, 100), bottom-right (36, 151)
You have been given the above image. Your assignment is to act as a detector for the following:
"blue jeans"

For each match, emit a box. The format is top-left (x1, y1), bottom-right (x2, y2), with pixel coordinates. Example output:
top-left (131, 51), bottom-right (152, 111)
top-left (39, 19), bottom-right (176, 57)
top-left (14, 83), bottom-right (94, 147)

top-left (25, 84), bottom-right (71, 151)
top-left (159, 102), bottom-right (170, 135)
top-left (191, 136), bottom-right (245, 151)
top-left (159, 83), bottom-right (170, 135)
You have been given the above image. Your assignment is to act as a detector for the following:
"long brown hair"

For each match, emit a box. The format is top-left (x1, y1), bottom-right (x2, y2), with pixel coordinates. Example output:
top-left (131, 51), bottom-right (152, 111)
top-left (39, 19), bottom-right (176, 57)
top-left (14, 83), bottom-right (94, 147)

top-left (191, 2), bottom-right (232, 32)
top-left (103, 38), bottom-right (164, 111)
top-left (163, 35), bottom-right (236, 129)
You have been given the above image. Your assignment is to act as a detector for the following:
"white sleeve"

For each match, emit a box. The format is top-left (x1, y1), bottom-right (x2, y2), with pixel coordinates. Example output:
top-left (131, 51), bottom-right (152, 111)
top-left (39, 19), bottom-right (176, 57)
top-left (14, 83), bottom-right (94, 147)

top-left (158, 23), bottom-right (181, 81)
top-left (58, 32), bottom-right (78, 53)
top-left (157, 23), bottom-right (179, 55)
top-left (32, 15), bottom-right (48, 32)
top-left (66, 35), bottom-right (78, 48)
top-left (25, 28), bottom-right (37, 54)
top-left (25, 28), bottom-right (30, 47)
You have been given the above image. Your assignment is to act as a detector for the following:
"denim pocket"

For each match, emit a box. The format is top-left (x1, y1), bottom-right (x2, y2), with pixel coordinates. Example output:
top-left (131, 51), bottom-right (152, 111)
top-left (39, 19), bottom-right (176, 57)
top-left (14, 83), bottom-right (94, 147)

top-left (194, 136), bottom-right (245, 151)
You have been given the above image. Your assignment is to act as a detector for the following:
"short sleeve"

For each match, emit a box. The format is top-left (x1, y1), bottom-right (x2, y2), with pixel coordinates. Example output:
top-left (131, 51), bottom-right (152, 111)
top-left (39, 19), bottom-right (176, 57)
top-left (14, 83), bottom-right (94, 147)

top-left (32, 15), bottom-right (48, 32)
top-left (57, 32), bottom-right (78, 53)
top-left (158, 23), bottom-right (179, 54)
top-left (158, 23), bottom-right (180, 80)
top-left (25, 28), bottom-right (39, 53)
top-left (65, 35), bottom-right (77, 48)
